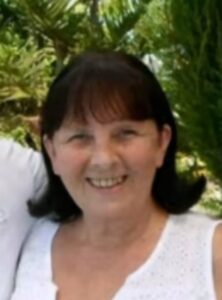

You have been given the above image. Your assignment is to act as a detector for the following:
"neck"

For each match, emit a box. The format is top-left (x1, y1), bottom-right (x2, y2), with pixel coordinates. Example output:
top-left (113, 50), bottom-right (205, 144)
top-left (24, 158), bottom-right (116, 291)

top-left (73, 203), bottom-right (168, 251)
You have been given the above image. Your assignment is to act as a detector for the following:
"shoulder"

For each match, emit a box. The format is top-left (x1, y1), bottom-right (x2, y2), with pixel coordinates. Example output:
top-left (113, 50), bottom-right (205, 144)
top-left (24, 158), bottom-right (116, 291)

top-left (171, 211), bottom-right (218, 229)
top-left (213, 223), bottom-right (222, 299)
top-left (0, 138), bottom-right (35, 159)
top-left (169, 212), bottom-right (221, 248)
top-left (0, 138), bottom-right (41, 170)
top-left (0, 138), bottom-right (47, 199)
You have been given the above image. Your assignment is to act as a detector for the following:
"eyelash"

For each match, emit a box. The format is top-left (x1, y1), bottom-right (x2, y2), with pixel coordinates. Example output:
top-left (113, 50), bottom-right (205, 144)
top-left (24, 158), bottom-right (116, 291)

top-left (67, 133), bottom-right (91, 142)
top-left (66, 128), bottom-right (139, 143)
top-left (121, 129), bottom-right (137, 134)
top-left (115, 129), bottom-right (138, 140)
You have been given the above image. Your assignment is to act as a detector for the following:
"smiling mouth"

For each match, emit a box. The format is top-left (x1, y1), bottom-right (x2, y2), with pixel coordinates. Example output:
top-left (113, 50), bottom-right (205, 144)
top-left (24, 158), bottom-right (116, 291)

top-left (86, 175), bottom-right (127, 188)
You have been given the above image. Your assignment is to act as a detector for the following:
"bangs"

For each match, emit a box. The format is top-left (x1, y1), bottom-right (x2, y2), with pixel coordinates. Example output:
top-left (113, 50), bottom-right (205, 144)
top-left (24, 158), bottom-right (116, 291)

top-left (64, 65), bottom-right (155, 124)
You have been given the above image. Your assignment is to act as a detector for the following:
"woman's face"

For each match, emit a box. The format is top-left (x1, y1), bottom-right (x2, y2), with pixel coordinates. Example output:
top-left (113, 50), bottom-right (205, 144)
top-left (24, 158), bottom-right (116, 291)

top-left (44, 116), bottom-right (171, 219)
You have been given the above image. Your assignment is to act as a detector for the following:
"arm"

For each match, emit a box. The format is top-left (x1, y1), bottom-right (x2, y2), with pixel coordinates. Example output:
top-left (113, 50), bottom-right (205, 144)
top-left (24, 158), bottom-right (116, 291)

top-left (213, 223), bottom-right (222, 300)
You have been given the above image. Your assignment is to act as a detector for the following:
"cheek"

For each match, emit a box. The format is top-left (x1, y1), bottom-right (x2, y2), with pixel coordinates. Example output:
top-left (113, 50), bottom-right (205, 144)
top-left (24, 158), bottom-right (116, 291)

top-left (126, 143), bottom-right (161, 173)
top-left (125, 145), bottom-right (160, 198)
top-left (53, 148), bottom-right (88, 178)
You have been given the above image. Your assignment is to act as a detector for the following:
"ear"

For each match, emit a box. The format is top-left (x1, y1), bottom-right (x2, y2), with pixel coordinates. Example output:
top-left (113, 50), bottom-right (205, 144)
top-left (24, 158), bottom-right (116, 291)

top-left (43, 135), bottom-right (60, 175)
top-left (156, 124), bottom-right (172, 168)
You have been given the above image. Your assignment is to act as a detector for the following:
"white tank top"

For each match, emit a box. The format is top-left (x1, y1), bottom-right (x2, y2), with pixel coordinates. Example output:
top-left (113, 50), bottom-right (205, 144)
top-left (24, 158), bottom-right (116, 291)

top-left (11, 213), bottom-right (221, 300)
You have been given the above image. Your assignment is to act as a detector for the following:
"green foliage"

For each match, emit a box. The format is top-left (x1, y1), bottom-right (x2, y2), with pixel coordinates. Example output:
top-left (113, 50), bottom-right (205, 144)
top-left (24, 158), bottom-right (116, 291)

top-left (0, 35), bottom-right (54, 138)
top-left (136, 0), bottom-right (222, 185)
top-left (15, 0), bottom-right (90, 68)
top-left (100, 0), bottom-right (151, 51)
top-left (166, 0), bottom-right (222, 183)
top-left (0, 40), bottom-right (53, 104)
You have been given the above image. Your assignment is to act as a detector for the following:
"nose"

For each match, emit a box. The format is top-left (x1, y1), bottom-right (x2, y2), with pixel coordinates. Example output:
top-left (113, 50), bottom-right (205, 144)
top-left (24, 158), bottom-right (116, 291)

top-left (89, 139), bottom-right (119, 171)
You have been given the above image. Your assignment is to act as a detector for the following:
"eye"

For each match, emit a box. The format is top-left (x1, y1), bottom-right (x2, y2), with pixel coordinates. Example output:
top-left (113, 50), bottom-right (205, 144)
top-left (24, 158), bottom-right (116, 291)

top-left (116, 128), bottom-right (138, 140)
top-left (67, 133), bottom-right (91, 143)
top-left (122, 129), bottom-right (137, 135)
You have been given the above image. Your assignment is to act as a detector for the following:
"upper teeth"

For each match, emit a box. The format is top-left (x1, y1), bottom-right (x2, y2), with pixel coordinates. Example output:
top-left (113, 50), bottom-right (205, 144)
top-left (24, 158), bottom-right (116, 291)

top-left (88, 176), bottom-right (125, 188)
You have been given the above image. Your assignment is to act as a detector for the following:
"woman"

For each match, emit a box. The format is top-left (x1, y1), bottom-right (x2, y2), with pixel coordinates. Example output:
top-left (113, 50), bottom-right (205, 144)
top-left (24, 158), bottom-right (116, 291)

top-left (12, 52), bottom-right (222, 300)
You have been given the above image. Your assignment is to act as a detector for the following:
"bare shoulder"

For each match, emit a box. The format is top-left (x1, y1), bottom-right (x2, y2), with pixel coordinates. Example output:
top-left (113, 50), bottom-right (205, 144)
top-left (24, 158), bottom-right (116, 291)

top-left (213, 223), bottom-right (222, 300)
